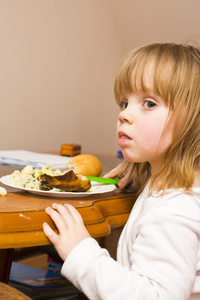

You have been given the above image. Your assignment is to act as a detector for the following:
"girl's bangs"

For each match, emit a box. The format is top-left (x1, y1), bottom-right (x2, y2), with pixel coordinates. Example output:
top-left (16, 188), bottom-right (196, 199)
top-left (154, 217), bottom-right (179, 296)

top-left (114, 48), bottom-right (172, 104)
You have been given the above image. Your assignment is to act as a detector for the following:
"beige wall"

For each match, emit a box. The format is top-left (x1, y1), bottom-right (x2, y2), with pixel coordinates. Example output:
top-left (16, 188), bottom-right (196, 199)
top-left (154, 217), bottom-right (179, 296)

top-left (0, 0), bottom-right (200, 155)
top-left (0, 0), bottom-right (123, 155)
top-left (107, 0), bottom-right (200, 50)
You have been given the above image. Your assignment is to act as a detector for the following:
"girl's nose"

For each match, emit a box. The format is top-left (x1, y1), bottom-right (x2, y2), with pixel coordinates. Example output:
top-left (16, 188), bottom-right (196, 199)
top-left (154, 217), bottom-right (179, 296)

top-left (118, 108), bottom-right (134, 124)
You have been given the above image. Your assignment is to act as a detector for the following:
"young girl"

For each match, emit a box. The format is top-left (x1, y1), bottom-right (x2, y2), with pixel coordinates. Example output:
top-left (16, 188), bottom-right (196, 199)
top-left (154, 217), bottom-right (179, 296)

top-left (43, 43), bottom-right (200, 300)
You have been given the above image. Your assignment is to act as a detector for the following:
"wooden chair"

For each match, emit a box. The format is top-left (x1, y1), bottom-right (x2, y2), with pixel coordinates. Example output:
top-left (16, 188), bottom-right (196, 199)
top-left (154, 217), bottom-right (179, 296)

top-left (0, 282), bottom-right (32, 300)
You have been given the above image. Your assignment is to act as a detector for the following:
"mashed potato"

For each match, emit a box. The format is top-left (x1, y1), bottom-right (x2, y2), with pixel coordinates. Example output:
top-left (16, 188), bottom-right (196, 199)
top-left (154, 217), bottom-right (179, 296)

top-left (0, 187), bottom-right (7, 196)
top-left (9, 165), bottom-right (66, 190)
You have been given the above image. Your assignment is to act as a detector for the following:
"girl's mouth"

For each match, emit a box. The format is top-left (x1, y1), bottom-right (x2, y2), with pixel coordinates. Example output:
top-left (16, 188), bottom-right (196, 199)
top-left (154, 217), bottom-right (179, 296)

top-left (118, 131), bottom-right (132, 145)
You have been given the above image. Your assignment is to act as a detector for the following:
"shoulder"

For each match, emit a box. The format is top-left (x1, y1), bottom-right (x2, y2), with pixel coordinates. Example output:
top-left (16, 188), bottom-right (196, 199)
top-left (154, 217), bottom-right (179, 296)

top-left (141, 189), bottom-right (200, 221)
top-left (162, 189), bottom-right (200, 219)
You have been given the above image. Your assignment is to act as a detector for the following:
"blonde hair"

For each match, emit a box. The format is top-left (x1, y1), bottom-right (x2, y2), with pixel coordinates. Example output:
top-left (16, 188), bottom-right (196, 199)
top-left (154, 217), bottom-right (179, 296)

top-left (114, 43), bottom-right (200, 193)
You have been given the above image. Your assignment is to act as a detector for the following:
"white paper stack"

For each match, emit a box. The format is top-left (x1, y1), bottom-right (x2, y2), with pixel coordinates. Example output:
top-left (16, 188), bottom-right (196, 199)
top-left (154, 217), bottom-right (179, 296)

top-left (0, 150), bottom-right (71, 169)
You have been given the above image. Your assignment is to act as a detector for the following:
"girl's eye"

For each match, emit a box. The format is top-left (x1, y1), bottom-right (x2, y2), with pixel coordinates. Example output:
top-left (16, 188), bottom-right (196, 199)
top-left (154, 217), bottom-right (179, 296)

top-left (143, 100), bottom-right (156, 109)
top-left (119, 102), bottom-right (128, 110)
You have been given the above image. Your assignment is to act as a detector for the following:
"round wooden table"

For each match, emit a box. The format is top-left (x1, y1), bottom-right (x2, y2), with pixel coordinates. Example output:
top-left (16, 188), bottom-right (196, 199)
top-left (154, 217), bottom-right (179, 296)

top-left (0, 156), bottom-right (137, 283)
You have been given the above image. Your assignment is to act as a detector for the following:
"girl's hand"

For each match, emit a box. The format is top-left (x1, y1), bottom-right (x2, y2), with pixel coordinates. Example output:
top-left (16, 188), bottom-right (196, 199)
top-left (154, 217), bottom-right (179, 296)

top-left (104, 160), bottom-right (134, 190)
top-left (43, 203), bottom-right (91, 262)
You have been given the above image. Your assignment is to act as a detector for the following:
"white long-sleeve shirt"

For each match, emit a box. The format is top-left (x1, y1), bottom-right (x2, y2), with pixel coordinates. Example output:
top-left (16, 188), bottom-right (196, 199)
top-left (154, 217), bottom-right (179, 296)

top-left (61, 186), bottom-right (200, 300)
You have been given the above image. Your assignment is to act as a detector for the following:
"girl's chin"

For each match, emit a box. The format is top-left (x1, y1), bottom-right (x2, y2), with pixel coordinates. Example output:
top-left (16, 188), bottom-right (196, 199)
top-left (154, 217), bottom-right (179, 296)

top-left (120, 149), bottom-right (143, 163)
top-left (120, 150), bottom-right (135, 162)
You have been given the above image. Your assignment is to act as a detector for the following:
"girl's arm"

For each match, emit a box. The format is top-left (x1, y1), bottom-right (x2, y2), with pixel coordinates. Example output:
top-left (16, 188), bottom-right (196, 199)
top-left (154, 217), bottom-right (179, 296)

top-left (43, 198), bottom-right (199, 300)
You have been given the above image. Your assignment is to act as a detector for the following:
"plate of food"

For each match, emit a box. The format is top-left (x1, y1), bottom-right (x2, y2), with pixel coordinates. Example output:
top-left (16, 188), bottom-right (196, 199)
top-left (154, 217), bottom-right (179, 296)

top-left (0, 164), bottom-right (117, 198)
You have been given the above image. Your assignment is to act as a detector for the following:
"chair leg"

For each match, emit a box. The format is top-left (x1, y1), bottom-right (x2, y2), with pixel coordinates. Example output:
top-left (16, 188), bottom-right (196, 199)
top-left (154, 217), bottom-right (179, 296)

top-left (0, 249), bottom-right (14, 283)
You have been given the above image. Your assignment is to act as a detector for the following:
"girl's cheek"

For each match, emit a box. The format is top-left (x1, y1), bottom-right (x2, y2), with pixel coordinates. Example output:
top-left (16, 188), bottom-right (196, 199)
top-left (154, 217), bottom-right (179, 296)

top-left (139, 123), bottom-right (164, 146)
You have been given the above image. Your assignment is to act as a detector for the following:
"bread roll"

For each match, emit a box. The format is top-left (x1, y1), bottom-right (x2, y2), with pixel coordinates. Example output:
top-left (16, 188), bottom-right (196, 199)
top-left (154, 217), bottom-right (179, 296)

top-left (67, 154), bottom-right (102, 177)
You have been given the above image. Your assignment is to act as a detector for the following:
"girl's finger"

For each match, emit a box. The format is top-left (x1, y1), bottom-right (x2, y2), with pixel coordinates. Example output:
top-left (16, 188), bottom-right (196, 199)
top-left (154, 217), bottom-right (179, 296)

top-left (43, 222), bottom-right (59, 244)
top-left (45, 206), bottom-right (68, 235)
top-left (118, 176), bottom-right (130, 188)
top-left (52, 203), bottom-right (79, 229)
top-left (118, 171), bottom-right (133, 189)
top-left (63, 203), bottom-right (84, 224)
top-left (104, 163), bottom-right (123, 178)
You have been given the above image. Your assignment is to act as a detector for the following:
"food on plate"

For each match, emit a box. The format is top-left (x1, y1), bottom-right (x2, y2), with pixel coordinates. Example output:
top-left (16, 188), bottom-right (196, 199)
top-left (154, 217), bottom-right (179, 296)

top-left (38, 170), bottom-right (91, 192)
top-left (9, 165), bottom-right (92, 192)
top-left (0, 187), bottom-right (7, 196)
top-left (9, 165), bottom-right (65, 190)
top-left (67, 154), bottom-right (102, 177)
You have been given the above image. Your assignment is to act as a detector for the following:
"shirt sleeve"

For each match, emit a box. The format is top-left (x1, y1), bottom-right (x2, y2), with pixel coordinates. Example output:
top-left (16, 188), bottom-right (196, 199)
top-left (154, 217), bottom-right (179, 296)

top-left (61, 194), bottom-right (199, 300)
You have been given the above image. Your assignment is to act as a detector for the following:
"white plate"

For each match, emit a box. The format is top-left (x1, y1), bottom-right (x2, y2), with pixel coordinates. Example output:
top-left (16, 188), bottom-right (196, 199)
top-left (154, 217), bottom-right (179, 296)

top-left (0, 175), bottom-right (116, 198)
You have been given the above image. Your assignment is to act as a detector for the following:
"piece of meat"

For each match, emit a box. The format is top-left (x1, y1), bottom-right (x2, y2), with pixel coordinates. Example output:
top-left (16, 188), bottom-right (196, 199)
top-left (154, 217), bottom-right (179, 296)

top-left (38, 170), bottom-right (91, 192)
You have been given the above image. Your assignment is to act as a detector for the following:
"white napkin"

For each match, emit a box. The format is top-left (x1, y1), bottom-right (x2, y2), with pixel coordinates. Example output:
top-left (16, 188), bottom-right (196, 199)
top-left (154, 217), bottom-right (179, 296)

top-left (0, 150), bottom-right (71, 169)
